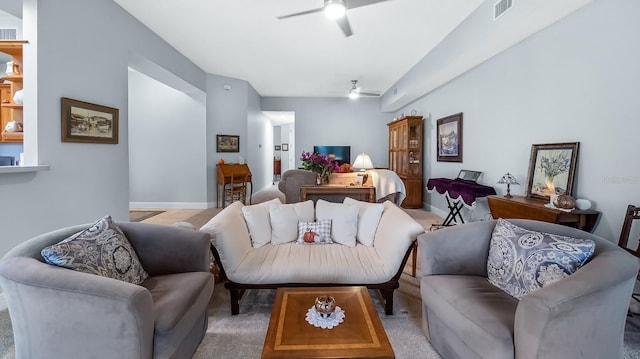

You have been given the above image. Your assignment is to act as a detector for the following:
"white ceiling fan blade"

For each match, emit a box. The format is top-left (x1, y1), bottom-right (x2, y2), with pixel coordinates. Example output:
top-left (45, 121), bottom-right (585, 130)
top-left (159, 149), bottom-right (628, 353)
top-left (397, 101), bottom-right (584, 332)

top-left (345, 0), bottom-right (393, 10)
top-left (359, 91), bottom-right (380, 97)
top-left (336, 16), bottom-right (353, 37)
top-left (277, 7), bottom-right (324, 20)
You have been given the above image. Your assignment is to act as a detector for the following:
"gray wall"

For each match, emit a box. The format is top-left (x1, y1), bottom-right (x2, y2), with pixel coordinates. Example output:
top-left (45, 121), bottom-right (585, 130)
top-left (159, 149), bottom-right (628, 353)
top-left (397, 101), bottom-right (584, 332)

top-left (0, 0), bottom-right (205, 256)
top-left (246, 83), bottom-right (274, 192)
top-left (393, 0), bottom-right (640, 240)
top-left (261, 97), bottom-right (390, 169)
top-left (128, 69), bottom-right (207, 207)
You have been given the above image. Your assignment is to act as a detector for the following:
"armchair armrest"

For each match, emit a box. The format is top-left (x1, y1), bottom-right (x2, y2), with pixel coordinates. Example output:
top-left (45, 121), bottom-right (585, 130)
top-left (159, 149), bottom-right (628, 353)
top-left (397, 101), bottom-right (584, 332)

top-left (418, 220), bottom-right (495, 276)
top-left (514, 243), bottom-right (639, 359)
top-left (118, 222), bottom-right (210, 275)
top-left (0, 257), bottom-right (154, 359)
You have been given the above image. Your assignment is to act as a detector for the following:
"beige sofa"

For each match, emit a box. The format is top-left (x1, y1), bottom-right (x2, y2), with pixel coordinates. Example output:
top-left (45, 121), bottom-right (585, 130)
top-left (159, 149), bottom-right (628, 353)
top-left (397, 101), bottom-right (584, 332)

top-left (200, 199), bottom-right (424, 315)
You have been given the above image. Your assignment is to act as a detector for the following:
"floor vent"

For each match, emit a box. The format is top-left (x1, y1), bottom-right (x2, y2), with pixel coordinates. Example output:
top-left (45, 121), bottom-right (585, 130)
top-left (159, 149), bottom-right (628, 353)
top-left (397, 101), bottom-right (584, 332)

top-left (493, 0), bottom-right (513, 20)
top-left (0, 29), bottom-right (16, 40)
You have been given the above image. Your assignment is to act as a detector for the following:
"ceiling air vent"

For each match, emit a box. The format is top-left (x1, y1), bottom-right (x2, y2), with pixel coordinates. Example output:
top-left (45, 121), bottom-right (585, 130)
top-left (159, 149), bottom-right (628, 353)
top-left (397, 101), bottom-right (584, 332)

top-left (0, 29), bottom-right (16, 40)
top-left (493, 0), bottom-right (513, 21)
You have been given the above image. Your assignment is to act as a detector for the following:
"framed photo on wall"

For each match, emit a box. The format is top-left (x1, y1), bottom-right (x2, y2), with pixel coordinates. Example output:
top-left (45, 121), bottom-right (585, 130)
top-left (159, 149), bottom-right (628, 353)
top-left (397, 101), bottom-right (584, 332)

top-left (216, 134), bottom-right (239, 152)
top-left (61, 97), bottom-right (119, 144)
top-left (436, 113), bottom-right (463, 162)
top-left (525, 142), bottom-right (579, 200)
top-left (274, 145), bottom-right (281, 151)
top-left (282, 143), bottom-right (289, 151)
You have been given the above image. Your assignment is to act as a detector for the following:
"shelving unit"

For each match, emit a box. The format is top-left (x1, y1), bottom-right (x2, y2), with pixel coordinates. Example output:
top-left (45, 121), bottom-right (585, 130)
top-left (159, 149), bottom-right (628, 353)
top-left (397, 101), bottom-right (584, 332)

top-left (0, 40), bottom-right (27, 143)
top-left (388, 115), bottom-right (424, 208)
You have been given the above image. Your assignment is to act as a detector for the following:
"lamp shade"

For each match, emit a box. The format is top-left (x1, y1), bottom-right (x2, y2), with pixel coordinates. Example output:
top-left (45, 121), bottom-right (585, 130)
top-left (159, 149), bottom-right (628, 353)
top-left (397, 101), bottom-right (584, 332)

top-left (352, 153), bottom-right (373, 170)
top-left (497, 172), bottom-right (519, 185)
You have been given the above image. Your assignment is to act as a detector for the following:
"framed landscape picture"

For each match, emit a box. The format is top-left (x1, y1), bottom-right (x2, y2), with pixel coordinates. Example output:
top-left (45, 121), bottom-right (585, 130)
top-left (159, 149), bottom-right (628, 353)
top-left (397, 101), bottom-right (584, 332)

top-left (525, 142), bottom-right (579, 200)
top-left (216, 134), bottom-right (239, 152)
top-left (436, 113), bottom-right (463, 162)
top-left (61, 97), bottom-right (119, 144)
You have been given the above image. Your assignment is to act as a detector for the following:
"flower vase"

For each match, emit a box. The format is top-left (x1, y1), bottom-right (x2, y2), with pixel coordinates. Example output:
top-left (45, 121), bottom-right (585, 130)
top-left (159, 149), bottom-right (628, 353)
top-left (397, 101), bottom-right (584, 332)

top-left (315, 173), bottom-right (322, 186)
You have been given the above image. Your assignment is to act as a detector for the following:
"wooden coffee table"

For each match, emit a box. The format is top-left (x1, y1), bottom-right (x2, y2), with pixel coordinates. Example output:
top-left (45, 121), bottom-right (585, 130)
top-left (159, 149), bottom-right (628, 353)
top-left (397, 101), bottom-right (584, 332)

top-left (261, 286), bottom-right (394, 359)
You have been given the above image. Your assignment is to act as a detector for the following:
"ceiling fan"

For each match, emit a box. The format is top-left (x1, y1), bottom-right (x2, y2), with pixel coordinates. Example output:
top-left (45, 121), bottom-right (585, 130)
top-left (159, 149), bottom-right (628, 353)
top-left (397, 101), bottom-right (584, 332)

top-left (277, 0), bottom-right (393, 37)
top-left (347, 80), bottom-right (380, 99)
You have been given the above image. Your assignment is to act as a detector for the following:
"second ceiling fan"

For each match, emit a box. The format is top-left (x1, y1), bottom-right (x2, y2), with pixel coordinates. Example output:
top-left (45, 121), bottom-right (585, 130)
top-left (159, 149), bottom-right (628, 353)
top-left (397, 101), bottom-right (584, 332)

top-left (277, 0), bottom-right (392, 37)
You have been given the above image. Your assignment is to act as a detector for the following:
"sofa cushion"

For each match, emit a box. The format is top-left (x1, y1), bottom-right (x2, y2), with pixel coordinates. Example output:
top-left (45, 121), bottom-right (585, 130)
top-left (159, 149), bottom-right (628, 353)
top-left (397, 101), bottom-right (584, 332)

top-left (41, 216), bottom-right (149, 285)
top-left (242, 198), bottom-right (282, 248)
top-left (228, 242), bottom-right (392, 283)
top-left (421, 275), bottom-right (518, 358)
top-left (343, 197), bottom-right (384, 246)
top-left (487, 218), bottom-right (595, 299)
top-left (315, 199), bottom-right (358, 247)
top-left (296, 220), bottom-right (333, 244)
top-left (269, 200), bottom-right (315, 245)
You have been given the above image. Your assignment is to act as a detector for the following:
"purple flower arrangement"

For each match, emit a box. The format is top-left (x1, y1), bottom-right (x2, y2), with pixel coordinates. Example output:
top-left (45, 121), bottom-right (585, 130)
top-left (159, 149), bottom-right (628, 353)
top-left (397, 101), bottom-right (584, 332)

top-left (300, 151), bottom-right (339, 184)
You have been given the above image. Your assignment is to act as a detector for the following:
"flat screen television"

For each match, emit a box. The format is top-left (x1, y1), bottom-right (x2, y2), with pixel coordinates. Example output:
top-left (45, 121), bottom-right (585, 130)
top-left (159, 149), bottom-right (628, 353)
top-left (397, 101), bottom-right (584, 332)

top-left (313, 146), bottom-right (351, 165)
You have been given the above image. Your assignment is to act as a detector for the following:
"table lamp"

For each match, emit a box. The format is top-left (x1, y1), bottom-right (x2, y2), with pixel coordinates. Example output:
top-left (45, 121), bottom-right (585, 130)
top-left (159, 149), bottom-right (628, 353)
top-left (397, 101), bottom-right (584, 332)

top-left (352, 153), bottom-right (373, 185)
top-left (497, 172), bottom-right (519, 198)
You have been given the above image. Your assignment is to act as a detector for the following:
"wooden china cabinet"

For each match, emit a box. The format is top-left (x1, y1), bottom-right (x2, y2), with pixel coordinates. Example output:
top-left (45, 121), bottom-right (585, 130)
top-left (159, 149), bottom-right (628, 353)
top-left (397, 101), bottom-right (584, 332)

top-left (0, 40), bottom-right (27, 143)
top-left (388, 115), bottom-right (423, 208)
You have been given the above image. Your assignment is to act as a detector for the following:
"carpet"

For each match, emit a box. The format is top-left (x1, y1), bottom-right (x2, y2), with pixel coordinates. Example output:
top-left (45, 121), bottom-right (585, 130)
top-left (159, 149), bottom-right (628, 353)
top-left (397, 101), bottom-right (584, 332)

top-left (129, 210), bottom-right (165, 222)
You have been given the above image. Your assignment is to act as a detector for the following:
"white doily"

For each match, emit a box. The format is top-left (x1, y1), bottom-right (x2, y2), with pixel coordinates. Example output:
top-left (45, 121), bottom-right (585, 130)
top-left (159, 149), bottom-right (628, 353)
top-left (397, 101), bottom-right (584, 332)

top-left (305, 306), bottom-right (345, 329)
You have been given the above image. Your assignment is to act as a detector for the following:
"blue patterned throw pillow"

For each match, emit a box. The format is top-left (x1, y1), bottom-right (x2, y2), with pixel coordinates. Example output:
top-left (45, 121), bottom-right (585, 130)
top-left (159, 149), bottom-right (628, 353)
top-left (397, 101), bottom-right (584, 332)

top-left (487, 219), bottom-right (595, 299)
top-left (41, 216), bottom-right (149, 285)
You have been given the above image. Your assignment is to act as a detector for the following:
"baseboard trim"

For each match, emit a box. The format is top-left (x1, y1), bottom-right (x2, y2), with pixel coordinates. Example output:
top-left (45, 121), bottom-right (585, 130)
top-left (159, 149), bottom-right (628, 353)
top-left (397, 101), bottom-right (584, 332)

top-left (427, 204), bottom-right (448, 220)
top-left (129, 202), bottom-right (210, 209)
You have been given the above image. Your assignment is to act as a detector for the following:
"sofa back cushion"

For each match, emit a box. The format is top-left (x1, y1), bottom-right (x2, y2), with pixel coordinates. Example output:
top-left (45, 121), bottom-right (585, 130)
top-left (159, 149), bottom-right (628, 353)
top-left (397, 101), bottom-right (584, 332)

top-left (315, 199), bottom-right (359, 247)
top-left (269, 200), bottom-right (315, 244)
top-left (343, 197), bottom-right (384, 247)
top-left (487, 218), bottom-right (595, 299)
top-left (242, 198), bottom-right (282, 248)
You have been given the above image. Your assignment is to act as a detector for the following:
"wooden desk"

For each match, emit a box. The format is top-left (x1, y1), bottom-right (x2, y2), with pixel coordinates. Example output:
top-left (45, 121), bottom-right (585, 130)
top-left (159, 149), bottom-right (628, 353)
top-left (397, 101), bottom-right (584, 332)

top-left (216, 163), bottom-right (252, 208)
top-left (301, 185), bottom-right (376, 204)
top-left (262, 287), bottom-right (394, 359)
top-left (487, 195), bottom-right (600, 232)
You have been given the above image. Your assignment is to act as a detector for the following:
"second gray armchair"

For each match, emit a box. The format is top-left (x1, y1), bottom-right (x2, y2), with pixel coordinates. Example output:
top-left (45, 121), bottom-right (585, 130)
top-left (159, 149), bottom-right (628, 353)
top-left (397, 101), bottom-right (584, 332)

top-left (418, 219), bottom-right (638, 359)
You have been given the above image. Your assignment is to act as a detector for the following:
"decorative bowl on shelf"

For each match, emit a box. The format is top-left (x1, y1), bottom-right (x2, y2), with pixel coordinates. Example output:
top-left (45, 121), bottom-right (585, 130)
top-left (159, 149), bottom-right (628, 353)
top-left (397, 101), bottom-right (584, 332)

top-left (314, 295), bottom-right (336, 318)
top-left (553, 194), bottom-right (576, 210)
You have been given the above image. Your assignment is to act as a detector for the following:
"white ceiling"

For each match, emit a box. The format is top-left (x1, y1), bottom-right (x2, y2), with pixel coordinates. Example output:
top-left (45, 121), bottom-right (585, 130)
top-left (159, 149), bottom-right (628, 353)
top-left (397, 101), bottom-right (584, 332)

top-left (113, 0), bottom-right (484, 98)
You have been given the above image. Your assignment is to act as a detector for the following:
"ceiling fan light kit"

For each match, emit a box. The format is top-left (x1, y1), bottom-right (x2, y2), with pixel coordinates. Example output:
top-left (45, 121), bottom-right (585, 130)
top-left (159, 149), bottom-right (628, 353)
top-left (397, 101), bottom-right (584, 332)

top-left (277, 0), bottom-right (391, 37)
top-left (324, 0), bottom-right (346, 19)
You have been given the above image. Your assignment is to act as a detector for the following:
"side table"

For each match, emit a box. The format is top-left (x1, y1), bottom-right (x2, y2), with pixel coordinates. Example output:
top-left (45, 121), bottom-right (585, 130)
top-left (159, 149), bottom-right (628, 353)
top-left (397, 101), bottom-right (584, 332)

top-left (487, 195), bottom-right (600, 232)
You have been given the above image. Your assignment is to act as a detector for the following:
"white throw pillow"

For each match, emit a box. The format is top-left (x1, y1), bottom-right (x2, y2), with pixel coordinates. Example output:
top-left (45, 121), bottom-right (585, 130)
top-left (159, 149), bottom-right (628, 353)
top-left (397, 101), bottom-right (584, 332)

top-left (315, 199), bottom-right (359, 247)
top-left (343, 197), bottom-right (384, 247)
top-left (269, 200), bottom-right (315, 245)
top-left (242, 198), bottom-right (282, 248)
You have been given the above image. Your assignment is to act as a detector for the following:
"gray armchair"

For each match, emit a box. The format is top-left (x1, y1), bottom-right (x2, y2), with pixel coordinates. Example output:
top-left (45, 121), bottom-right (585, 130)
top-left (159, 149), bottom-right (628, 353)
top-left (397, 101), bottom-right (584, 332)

top-left (0, 222), bottom-right (214, 359)
top-left (418, 219), bottom-right (638, 359)
top-left (277, 169), bottom-right (316, 203)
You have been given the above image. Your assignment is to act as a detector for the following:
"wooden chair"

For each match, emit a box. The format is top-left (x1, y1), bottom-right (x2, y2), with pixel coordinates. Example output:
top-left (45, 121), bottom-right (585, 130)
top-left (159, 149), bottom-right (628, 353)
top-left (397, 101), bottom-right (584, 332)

top-left (618, 205), bottom-right (640, 303)
top-left (224, 172), bottom-right (249, 207)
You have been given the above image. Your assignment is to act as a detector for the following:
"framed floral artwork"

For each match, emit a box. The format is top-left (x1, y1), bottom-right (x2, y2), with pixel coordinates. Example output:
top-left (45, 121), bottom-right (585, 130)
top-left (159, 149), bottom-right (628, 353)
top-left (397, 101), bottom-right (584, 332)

top-left (525, 142), bottom-right (580, 200)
